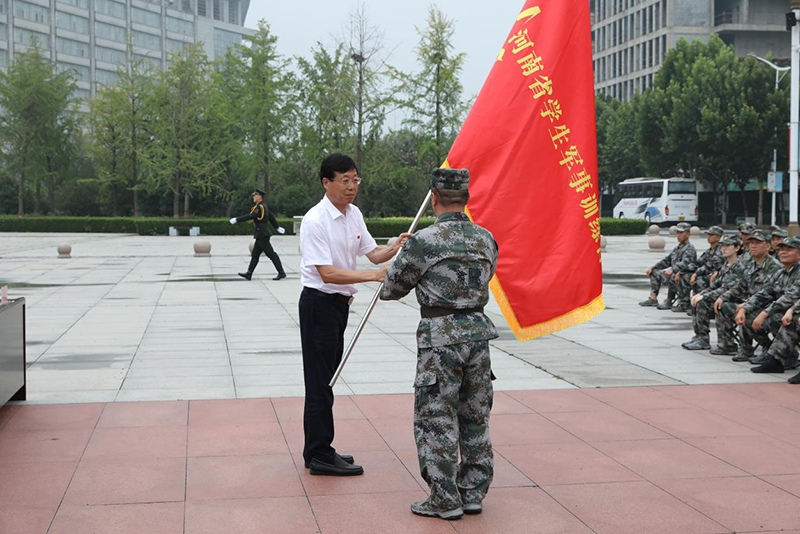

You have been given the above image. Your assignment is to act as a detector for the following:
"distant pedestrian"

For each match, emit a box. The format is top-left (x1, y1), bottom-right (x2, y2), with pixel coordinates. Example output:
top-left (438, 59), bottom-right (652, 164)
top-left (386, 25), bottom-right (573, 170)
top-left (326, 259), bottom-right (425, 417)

top-left (230, 188), bottom-right (286, 281)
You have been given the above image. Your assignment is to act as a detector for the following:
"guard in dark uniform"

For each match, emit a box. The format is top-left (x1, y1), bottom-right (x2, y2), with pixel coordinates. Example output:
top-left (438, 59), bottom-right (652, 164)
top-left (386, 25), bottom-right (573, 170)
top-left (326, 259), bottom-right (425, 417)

top-left (230, 188), bottom-right (287, 280)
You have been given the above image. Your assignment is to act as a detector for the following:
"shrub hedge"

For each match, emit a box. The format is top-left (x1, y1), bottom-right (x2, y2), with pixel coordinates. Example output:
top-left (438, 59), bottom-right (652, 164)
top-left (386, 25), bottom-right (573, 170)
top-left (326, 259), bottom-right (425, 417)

top-left (0, 216), bottom-right (649, 236)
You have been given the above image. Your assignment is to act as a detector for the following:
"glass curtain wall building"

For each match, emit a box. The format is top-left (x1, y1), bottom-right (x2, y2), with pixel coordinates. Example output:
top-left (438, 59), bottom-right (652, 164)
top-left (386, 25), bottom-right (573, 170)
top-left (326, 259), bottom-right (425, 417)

top-left (592, 0), bottom-right (789, 102)
top-left (0, 0), bottom-right (253, 105)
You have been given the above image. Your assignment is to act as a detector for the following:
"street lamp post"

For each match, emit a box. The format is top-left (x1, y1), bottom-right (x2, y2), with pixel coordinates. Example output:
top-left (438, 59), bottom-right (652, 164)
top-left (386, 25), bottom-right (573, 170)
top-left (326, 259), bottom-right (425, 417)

top-left (749, 54), bottom-right (789, 227)
top-left (789, 2), bottom-right (800, 235)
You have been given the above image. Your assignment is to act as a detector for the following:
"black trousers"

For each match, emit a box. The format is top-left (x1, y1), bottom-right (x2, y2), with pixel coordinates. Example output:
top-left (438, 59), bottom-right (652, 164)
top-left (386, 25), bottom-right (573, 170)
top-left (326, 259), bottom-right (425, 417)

top-left (248, 237), bottom-right (284, 275)
top-left (299, 289), bottom-right (348, 464)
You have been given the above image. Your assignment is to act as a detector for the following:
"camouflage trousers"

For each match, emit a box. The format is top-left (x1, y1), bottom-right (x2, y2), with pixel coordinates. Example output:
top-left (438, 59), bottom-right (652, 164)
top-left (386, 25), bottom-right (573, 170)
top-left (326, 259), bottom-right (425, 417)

top-left (741, 308), bottom-right (782, 353)
top-left (650, 270), bottom-right (687, 304)
top-left (414, 340), bottom-right (494, 512)
top-left (764, 320), bottom-right (800, 368)
top-left (713, 301), bottom-right (743, 349)
top-left (693, 298), bottom-right (736, 347)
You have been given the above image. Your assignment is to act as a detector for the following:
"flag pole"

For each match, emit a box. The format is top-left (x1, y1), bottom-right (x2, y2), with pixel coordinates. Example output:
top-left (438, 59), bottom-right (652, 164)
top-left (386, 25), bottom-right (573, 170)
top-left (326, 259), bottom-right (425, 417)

top-left (329, 190), bottom-right (433, 387)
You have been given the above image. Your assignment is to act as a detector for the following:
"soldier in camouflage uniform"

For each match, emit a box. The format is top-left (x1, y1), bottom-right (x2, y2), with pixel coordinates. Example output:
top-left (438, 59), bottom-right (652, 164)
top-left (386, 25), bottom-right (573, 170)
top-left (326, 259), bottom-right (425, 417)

top-left (746, 237), bottom-right (800, 374)
top-left (733, 236), bottom-right (800, 364)
top-left (683, 235), bottom-right (743, 351)
top-left (685, 226), bottom-right (725, 294)
top-left (380, 168), bottom-right (498, 521)
top-left (639, 222), bottom-right (696, 312)
top-left (738, 222), bottom-right (755, 263)
top-left (770, 228), bottom-right (788, 258)
top-left (715, 230), bottom-right (781, 358)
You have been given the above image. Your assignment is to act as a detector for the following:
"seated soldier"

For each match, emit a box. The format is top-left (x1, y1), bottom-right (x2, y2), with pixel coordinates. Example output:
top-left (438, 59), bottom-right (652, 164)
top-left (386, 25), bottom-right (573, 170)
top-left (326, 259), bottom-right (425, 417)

top-left (683, 236), bottom-right (743, 351)
top-left (685, 225), bottom-right (724, 296)
top-left (640, 222), bottom-right (696, 312)
top-left (716, 229), bottom-right (781, 360)
top-left (738, 222), bottom-right (755, 263)
top-left (734, 236), bottom-right (800, 364)
top-left (770, 228), bottom-right (788, 258)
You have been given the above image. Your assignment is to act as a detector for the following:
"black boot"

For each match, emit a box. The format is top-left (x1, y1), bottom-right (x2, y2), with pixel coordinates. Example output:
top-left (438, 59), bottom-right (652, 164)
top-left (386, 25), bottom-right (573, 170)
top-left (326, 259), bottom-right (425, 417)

top-left (273, 272), bottom-right (287, 280)
top-left (238, 271), bottom-right (252, 280)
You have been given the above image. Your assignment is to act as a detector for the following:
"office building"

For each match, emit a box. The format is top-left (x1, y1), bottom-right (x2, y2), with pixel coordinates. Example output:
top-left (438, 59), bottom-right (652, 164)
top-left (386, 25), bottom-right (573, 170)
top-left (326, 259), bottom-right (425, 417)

top-left (592, 0), bottom-right (789, 101)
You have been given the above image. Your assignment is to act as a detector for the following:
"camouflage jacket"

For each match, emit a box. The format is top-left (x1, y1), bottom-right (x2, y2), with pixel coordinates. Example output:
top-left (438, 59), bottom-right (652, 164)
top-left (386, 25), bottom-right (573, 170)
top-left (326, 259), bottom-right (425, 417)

top-left (719, 255), bottom-right (781, 303)
top-left (687, 243), bottom-right (724, 277)
top-left (744, 262), bottom-right (800, 315)
top-left (380, 211), bottom-right (499, 348)
top-left (652, 241), bottom-right (696, 273)
top-left (702, 258), bottom-right (746, 302)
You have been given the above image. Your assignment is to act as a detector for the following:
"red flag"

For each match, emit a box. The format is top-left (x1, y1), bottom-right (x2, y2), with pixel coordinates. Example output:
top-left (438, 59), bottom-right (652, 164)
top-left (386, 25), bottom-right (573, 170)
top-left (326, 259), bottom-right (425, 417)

top-left (446, 0), bottom-right (604, 340)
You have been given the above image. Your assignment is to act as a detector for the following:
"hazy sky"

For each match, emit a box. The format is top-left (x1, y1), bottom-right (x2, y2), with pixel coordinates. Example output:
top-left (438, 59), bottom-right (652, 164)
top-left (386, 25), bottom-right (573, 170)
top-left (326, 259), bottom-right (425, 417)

top-left (245, 0), bottom-right (525, 129)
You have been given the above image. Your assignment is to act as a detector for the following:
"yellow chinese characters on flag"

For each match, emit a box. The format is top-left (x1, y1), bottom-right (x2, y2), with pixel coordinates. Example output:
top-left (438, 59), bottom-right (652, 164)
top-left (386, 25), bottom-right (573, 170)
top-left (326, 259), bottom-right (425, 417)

top-left (445, 0), bottom-right (604, 340)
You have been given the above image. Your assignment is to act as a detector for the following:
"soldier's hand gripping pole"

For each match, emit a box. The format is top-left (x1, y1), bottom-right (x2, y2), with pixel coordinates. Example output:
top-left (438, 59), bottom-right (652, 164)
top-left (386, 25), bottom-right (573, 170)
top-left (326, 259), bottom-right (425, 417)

top-left (329, 190), bottom-right (433, 387)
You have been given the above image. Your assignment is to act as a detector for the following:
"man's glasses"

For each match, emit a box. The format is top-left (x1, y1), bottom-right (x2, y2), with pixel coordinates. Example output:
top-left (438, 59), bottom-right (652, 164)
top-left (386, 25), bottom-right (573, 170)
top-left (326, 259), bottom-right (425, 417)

top-left (333, 177), bottom-right (362, 186)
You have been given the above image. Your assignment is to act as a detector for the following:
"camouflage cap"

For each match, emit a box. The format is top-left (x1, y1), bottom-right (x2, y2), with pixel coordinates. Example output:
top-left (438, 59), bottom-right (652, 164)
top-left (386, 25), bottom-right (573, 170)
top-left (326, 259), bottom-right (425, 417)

top-left (769, 225), bottom-right (781, 232)
top-left (739, 222), bottom-right (756, 234)
top-left (431, 168), bottom-right (470, 191)
top-left (675, 222), bottom-right (692, 233)
top-left (253, 188), bottom-right (266, 197)
top-left (749, 229), bottom-right (769, 242)
top-left (704, 226), bottom-right (724, 236)
top-left (772, 229), bottom-right (789, 238)
top-left (777, 236), bottom-right (800, 250)
top-left (720, 235), bottom-right (741, 246)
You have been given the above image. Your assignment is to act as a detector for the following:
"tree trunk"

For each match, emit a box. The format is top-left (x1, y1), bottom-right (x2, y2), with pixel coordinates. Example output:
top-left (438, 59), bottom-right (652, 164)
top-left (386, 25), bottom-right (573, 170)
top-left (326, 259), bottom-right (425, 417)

top-left (47, 155), bottom-right (55, 216)
top-left (34, 179), bottom-right (41, 215)
top-left (132, 123), bottom-right (139, 217)
top-left (111, 151), bottom-right (119, 217)
top-left (757, 182), bottom-right (764, 226)
top-left (721, 187), bottom-right (728, 225)
top-left (173, 166), bottom-right (181, 220)
top-left (184, 190), bottom-right (190, 218)
top-left (17, 162), bottom-right (25, 217)
top-left (740, 187), bottom-right (748, 219)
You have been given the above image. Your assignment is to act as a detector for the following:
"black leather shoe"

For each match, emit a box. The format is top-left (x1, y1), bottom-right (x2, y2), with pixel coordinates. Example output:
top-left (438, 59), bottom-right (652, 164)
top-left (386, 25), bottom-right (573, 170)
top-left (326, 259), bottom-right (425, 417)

top-left (788, 371), bottom-right (800, 384)
top-left (305, 454), bottom-right (354, 469)
top-left (273, 272), bottom-right (287, 280)
top-left (751, 357), bottom-right (785, 374)
top-left (309, 455), bottom-right (363, 476)
top-left (238, 272), bottom-right (252, 280)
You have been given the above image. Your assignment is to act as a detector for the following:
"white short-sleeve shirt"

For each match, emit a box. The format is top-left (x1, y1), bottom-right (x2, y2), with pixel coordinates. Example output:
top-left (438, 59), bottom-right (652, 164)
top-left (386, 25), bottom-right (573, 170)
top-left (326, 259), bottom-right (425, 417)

top-left (300, 195), bottom-right (378, 297)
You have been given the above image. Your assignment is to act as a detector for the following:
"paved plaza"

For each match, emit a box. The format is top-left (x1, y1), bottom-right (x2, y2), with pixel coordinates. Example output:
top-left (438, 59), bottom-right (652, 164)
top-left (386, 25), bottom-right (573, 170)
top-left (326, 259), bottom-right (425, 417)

top-left (0, 231), bottom-right (789, 404)
top-left (2, 231), bottom-right (800, 533)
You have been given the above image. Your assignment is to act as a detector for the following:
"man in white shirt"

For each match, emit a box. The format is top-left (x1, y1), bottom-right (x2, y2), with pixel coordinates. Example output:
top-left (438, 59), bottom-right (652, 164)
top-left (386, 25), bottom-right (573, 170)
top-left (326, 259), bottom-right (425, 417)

top-left (299, 153), bottom-right (412, 477)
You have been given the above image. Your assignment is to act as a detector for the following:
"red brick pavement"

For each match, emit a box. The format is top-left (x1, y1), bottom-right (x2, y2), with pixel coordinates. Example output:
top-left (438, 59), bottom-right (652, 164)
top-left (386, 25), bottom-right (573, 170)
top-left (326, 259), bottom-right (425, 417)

top-left (2, 384), bottom-right (800, 533)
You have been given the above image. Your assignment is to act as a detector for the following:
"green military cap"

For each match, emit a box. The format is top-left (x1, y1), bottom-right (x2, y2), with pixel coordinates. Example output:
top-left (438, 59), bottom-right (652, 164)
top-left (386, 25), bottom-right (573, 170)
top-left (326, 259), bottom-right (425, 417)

top-left (675, 222), bottom-right (692, 233)
top-left (777, 236), bottom-right (800, 250)
top-left (720, 235), bottom-right (741, 246)
top-left (431, 168), bottom-right (470, 191)
top-left (772, 229), bottom-right (789, 238)
top-left (704, 226), bottom-right (724, 236)
top-left (739, 222), bottom-right (756, 234)
top-left (749, 229), bottom-right (769, 242)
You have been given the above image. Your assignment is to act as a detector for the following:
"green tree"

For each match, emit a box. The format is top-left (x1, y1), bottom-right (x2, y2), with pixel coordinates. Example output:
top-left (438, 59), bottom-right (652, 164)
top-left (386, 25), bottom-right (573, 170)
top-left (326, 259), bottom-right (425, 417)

top-left (0, 43), bottom-right (74, 216)
top-left (144, 44), bottom-right (221, 218)
top-left (393, 6), bottom-right (468, 168)
top-left (89, 86), bottom-right (127, 215)
top-left (238, 20), bottom-right (295, 203)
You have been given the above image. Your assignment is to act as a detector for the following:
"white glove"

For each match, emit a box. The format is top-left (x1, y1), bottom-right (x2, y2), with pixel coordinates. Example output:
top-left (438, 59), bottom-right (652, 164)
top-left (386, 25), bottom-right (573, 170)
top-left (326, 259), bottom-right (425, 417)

top-left (278, 227), bottom-right (286, 234)
top-left (229, 218), bottom-right (236, 225)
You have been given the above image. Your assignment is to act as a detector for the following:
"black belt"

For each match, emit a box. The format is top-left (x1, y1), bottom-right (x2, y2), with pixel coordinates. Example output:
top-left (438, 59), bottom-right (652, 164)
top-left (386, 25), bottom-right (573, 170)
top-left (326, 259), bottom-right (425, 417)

top-left (303, 287), bottom-right (351, 306)
top-left (420, 306), bottom-right (484, 319)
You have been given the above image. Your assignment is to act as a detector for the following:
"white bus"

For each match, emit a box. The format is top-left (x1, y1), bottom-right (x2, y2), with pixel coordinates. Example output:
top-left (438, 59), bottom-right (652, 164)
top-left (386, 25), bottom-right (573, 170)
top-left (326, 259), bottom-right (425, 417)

top-left (613, 177), bottom-right (698, 224)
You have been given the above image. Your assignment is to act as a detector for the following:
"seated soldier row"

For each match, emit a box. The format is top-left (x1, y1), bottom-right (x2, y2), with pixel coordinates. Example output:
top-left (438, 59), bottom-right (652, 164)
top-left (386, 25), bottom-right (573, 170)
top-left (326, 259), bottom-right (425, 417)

top-left (640, 222), bottom-right (800, 384)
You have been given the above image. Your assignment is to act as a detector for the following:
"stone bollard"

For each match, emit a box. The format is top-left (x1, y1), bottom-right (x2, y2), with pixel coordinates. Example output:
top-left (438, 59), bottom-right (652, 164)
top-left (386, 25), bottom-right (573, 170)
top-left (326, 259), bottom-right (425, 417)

top-left (248, 241), bottom-right (255, 254)
top-left (649, 236), bottom-right (666, 252)
top-left (600, 235), bottom-right (607, 251)
top-left (648, 224), bottom-right (660, 235)
top-left (193, 240), bottom-right (211, 257)
top-left (690, 226), bottom-right (701, 236)
top-left (57, 244), bottom-right (72, 259)
top-left (669, 226), bottom-right (678, 235)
